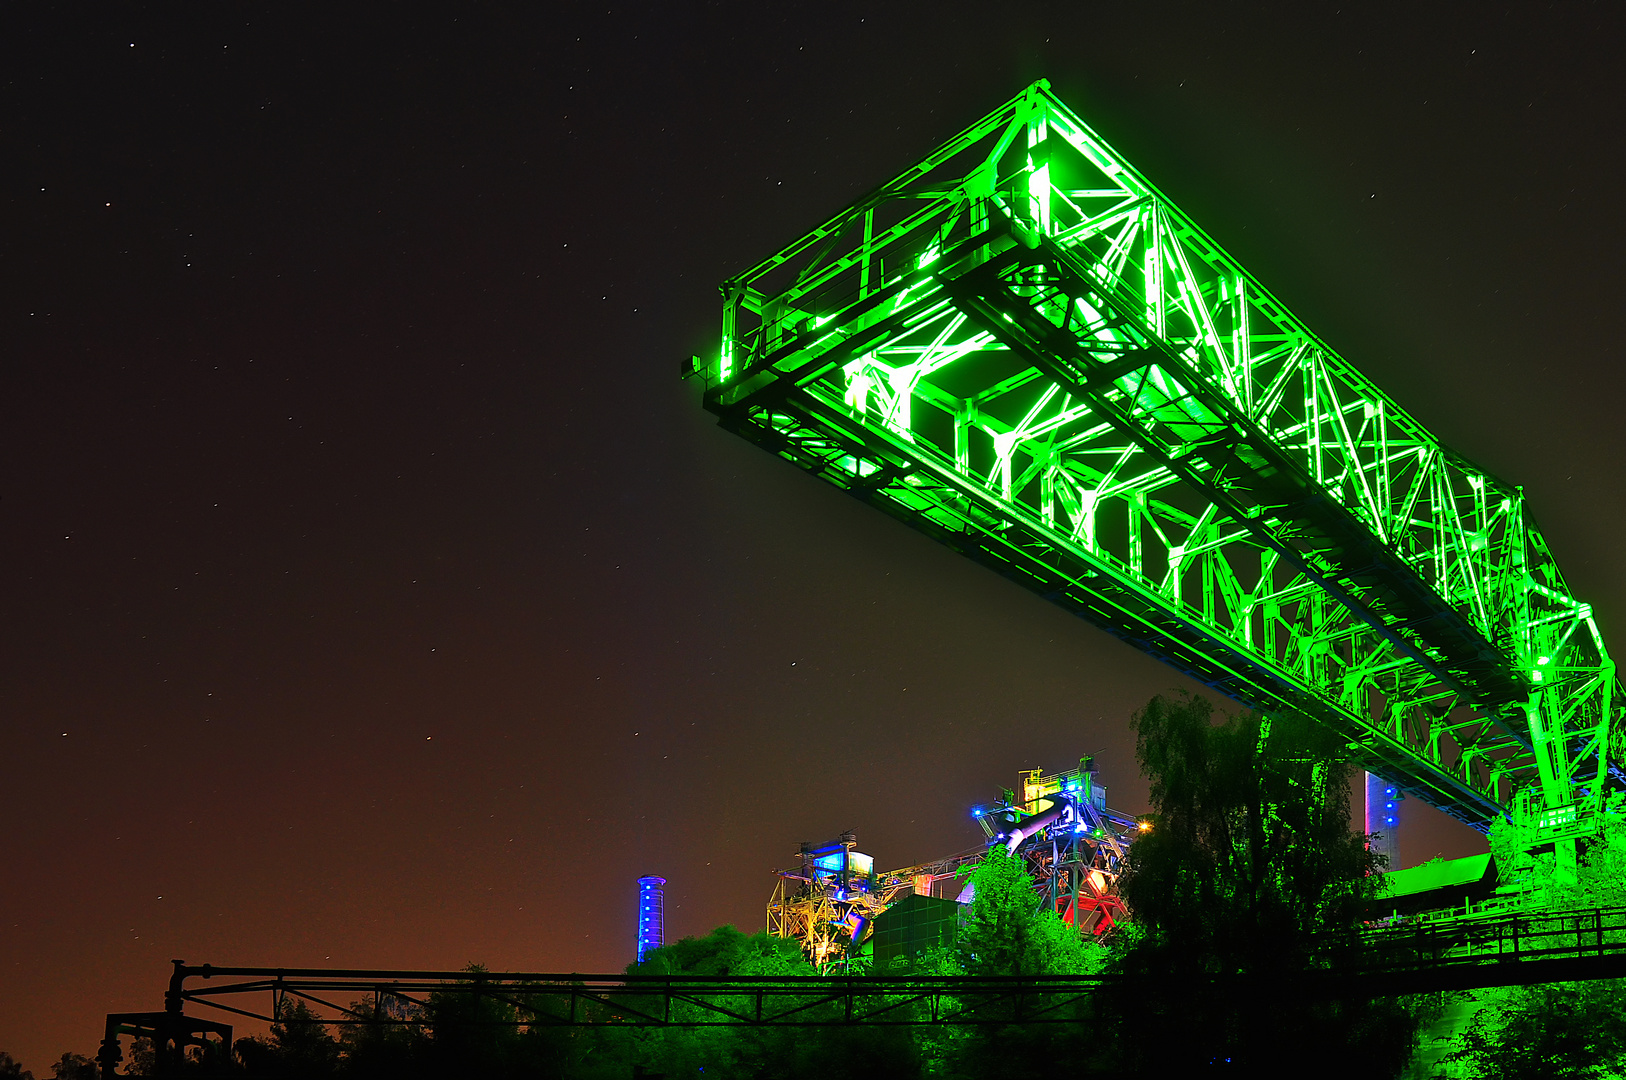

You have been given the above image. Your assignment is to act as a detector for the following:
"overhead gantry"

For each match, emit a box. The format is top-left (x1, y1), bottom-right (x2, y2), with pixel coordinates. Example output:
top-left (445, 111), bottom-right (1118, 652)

top-left (697, 81), bottom-right (1622, 847)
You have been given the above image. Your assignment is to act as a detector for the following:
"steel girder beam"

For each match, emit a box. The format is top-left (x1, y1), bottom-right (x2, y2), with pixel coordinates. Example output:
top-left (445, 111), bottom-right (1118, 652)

top-left (115, 939), bottom-right (1626, 1040)
top-left (701, 82), bottom-right (1623, 829)
top-left (141, 963), bottom-right (1109, 1029)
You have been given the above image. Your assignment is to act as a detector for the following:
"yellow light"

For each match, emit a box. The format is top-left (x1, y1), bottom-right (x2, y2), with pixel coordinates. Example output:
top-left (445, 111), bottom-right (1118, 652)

top-left (1138, 821), bottom-right (1152, 832)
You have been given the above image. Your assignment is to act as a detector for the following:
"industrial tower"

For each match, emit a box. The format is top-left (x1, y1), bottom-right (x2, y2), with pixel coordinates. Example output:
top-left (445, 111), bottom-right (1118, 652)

top-left (636, 876), bottom-right (666, 964)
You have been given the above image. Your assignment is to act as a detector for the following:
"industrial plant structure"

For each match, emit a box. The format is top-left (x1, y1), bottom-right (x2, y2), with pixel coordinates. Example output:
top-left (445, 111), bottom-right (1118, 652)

top-left (767, 759), bottom-right (1138, 967)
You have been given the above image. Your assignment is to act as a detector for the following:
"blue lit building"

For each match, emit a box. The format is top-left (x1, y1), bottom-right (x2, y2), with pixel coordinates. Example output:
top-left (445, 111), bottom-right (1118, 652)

top-left (635, 876), bottom-right (666, 963)
top-left (1365, 772), bottom-right (1402, 870)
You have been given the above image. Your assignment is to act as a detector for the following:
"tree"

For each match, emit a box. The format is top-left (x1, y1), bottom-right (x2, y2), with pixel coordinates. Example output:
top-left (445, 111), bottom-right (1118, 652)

top-left (336, 994), bottom-right (430, 1080)
top-left (631, 924), bottom-right (812, 978)
top-left (49, 1055), bottom-right (96, 1080)
top-left (922, 842), bottom-right (1112, 1079)
top-left (627, 926), bottom-right (919, 1080)
top-left (0, 1053), bottom-right (35, 1080)
top-left (957, 846), bottom-right (1106, 977)
top-left (236, 998), bottom-right (340, 1078)
top-left (1445, 979), bottom-right (1626, 1079)
top-left (121, 1040), bottom-right (154, 1078)
top-left (422, 965), bottom-right (530, 1079)
top-left (1110, 692), bottom-right (1416, 1078)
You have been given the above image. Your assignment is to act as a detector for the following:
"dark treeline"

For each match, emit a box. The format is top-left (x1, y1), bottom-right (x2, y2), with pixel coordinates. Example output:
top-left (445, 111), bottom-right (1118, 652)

top-left (0, 1052), bottom-right (97, 1080)
top-left (17, 695), bottom-right (1626, 1079)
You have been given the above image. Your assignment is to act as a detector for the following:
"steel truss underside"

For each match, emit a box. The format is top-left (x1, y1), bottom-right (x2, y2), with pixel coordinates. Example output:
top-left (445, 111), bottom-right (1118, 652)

top-left (702, 81), bottom-right (1622, 829)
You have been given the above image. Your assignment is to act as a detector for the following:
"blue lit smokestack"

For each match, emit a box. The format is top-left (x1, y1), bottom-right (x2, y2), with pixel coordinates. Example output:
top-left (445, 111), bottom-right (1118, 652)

top-left (635, 876), bottom-right (666, 963)
top-left (1365, 772), bottom-right (1401, 870)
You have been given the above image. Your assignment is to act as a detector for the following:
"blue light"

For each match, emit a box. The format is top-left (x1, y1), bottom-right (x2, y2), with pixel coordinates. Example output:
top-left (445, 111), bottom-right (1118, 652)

top-left (635, 876), bottom-right (667, 964)
top-left (972, 809), bottom-right (983, 817)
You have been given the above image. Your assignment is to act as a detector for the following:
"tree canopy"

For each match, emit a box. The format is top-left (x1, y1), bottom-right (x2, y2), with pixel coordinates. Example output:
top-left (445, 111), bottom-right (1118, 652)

top-left (1110, 692), bottom-right (1416, 1078)
top-left (630, 923), bottom-right (813, 978)
top-left (956, 846), bottom-right (1106, 978)
top-left (1445, 979), bottom-right (1626, 1079)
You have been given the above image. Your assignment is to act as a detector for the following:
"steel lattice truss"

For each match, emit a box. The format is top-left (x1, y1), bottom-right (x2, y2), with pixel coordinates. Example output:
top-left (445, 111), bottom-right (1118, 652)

top-left (700, 81), bottom-right (1623, 830)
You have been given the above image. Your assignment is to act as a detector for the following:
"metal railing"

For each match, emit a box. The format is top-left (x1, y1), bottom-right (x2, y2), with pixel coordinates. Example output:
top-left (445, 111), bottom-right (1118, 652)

top-left (1354, 904), bottom-right (1626, 977)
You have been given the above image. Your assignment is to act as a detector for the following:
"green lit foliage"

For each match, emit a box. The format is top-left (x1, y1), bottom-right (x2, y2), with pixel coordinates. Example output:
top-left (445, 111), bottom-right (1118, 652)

top-left (631, 924), bottom-right (812, 978)
top-left (1581, 819), bottom-right (1626, 908)
top-left (1491, 793), bottom-right (1626, 910)
top-left (957, 846), bottom-right (1108, 977)
top-left (1445, 980), bottom-right (1626, 1079)
top-left (625, 926), bottom-right (919, 1080)
top-left (911, 845), bottom-right (1111, 1079)
top-left (620, 926), bottom-right (812, 1080)
top-left (1112, 692), bottom-right (1416, 1078)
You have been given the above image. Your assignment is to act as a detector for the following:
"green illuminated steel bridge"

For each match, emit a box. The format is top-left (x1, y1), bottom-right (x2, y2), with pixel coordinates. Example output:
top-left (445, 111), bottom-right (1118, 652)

top-left (696, 81), bottom-right (1622, 844)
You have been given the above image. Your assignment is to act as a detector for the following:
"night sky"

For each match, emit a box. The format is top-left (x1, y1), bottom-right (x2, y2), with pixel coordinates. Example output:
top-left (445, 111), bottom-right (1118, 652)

top-left (5, 2), bottom-right (1626, 1066)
